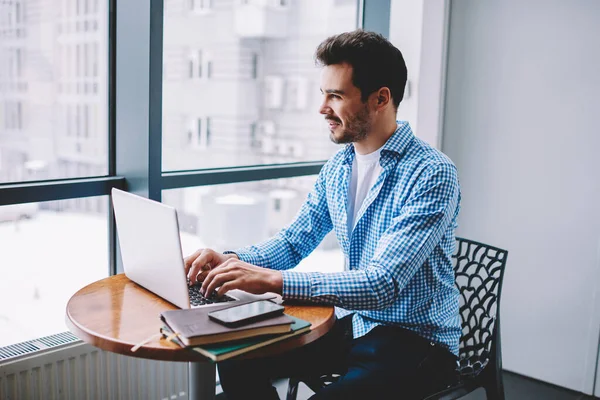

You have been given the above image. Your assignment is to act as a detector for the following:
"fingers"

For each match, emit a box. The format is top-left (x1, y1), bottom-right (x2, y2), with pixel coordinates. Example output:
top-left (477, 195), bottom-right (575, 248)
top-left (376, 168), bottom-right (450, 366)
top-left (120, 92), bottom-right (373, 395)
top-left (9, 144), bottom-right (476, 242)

top-left (201, 259), bottom-right (237, 294)
top-left (183, 248), bottom-right (203, 274)
top-left (188, 249), bottom-right (217, 285)
top-left (204, 271), bottom-right (239, 297)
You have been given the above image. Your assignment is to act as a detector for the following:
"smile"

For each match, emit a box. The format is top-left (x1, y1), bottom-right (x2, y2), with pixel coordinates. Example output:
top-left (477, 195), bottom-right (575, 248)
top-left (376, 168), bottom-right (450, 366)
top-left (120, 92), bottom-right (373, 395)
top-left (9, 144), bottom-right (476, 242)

top-left (327, 120), bottom-right (341, 129)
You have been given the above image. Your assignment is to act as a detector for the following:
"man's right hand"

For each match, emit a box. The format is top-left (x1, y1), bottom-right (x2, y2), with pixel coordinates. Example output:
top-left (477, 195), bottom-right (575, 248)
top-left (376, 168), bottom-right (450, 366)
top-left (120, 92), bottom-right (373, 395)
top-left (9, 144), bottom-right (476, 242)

top-left (184, 248), bottom-right (238, 285)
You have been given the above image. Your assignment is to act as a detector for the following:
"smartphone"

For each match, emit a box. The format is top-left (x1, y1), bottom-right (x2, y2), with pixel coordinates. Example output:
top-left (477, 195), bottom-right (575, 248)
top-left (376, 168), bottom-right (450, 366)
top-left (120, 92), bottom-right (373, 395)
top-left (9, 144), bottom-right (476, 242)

top-left (208, 300), bottom-right (285, 327)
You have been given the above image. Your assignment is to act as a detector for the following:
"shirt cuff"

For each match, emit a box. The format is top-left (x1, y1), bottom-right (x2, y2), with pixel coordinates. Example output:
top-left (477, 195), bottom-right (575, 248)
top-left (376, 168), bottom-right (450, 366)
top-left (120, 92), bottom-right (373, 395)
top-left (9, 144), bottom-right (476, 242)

top-left (224, 250), bottom-right (260, 265)
top-left (281, 270), bottom-right (313, 300)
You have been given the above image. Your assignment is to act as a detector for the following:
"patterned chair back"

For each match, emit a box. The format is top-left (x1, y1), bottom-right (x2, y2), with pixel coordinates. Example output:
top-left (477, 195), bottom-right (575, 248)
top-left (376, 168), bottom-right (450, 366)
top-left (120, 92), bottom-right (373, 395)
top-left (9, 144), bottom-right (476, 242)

top-left (453, 237), bottom-right (508, 378)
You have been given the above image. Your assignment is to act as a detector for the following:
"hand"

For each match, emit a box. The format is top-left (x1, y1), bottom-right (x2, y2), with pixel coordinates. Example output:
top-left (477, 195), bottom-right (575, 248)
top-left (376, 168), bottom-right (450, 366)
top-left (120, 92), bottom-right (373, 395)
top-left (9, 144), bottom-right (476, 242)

top-left (201, 258), bottom-right (283, 297)
top-left (184, 248), bottom-right (238, 285)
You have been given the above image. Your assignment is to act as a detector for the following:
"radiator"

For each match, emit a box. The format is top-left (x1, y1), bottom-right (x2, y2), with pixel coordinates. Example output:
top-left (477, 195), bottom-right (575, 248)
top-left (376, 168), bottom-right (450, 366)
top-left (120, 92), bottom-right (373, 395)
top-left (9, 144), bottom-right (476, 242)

top-left (0, 333), bottom-right (190, 400)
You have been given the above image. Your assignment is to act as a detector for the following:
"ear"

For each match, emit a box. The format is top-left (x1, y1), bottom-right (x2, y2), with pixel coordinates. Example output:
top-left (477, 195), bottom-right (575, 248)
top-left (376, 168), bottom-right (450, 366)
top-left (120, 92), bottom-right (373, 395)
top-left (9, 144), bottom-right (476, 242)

top-left (370, 87), bottom-right (392, 110)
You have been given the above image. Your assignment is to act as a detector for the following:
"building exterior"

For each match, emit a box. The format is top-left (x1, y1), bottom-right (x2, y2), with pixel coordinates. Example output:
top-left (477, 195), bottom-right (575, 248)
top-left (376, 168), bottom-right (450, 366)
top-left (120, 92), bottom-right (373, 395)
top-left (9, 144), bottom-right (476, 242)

top-left (0, 0), bottom-right (108, 213)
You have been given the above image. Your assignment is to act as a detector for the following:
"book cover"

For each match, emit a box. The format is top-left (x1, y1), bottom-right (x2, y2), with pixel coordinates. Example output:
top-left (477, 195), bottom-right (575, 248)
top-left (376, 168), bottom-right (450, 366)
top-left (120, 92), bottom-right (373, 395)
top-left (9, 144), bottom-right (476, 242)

top-left (161, 315), bottom-right (312, 362)
top-left (160, 300), bottom-right (294, 346)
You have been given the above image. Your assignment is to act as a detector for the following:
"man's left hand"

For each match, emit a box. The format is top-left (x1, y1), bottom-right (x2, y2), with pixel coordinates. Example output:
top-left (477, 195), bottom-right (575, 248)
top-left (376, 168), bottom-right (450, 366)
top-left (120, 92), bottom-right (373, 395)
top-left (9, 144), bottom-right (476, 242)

top-left (200, 258), bottom-right (283, 297)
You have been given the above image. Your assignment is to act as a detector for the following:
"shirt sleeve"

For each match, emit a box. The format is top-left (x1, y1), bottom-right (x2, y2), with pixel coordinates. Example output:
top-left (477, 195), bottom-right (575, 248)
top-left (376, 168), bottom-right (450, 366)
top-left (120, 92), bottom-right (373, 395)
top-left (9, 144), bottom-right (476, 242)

top-left (232, 166), bottom-right (334, 271)
top-left (281, 162), bottom-right (460, 309)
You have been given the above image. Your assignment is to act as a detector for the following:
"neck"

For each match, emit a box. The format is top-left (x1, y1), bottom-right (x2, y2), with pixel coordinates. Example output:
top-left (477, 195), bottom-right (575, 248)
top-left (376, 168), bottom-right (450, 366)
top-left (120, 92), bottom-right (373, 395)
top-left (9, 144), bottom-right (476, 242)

top-left (353, 117), bottom-right (398, 155)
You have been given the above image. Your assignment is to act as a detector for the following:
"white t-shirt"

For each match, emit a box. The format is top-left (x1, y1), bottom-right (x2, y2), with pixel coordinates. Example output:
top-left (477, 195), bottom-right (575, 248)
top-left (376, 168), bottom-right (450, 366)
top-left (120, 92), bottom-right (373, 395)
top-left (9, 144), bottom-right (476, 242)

top-left (347, 147), bottom-right (383, 237)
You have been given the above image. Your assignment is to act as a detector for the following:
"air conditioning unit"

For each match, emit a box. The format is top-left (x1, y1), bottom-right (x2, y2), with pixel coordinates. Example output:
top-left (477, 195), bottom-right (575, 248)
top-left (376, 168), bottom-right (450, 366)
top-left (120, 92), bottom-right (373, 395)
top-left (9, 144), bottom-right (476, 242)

top-left (264, 76), bottom-right (284, 109)
top-left (287, 76), bottom-right (309, 110)
top-left (234, 0), bottom-right (289, 38)
top-left (258, 120), bottom-right (276, 136)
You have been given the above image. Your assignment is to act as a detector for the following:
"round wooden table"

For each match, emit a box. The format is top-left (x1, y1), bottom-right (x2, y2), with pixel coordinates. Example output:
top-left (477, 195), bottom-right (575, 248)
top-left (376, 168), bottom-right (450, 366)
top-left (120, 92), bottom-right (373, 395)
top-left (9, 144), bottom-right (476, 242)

top-left (65, 274), bottom-right (335, 400)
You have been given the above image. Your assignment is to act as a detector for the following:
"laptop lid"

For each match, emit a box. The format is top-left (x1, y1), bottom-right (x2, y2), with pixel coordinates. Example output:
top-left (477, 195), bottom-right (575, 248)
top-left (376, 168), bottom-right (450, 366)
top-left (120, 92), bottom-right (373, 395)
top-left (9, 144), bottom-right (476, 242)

top-left (111, 188), bottom-right (192, 309)
top-left (111, 188), bottom-right (278, 309)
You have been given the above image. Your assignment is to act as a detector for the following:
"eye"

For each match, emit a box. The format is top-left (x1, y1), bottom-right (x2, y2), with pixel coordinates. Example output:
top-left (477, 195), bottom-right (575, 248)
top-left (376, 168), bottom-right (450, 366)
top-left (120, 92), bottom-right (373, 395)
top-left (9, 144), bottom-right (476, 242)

top-left (329, 94), bottom-right (341, 100)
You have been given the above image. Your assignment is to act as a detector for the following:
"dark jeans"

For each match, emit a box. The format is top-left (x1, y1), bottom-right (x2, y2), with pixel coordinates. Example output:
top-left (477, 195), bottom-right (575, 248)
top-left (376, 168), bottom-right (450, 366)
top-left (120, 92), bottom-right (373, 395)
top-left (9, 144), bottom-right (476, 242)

top-left (218, 317), bottom-right (458, 400)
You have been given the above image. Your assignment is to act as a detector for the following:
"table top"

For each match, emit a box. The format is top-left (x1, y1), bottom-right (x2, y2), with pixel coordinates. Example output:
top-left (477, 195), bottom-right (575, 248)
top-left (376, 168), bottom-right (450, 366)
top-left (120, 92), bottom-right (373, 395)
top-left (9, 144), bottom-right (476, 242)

top-left (66, 274), bottom-right (336, 362)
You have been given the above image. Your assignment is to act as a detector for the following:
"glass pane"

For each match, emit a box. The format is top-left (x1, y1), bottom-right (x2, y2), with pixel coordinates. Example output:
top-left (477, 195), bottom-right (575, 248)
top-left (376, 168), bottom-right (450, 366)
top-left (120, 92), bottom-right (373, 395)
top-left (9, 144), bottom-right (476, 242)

top-left (162, 176), bottom-right (343, 273)
top-left (0, 196), bottom-right (109, 347)
top-left (162, 0), bottom-right (358, 172)
top-left (0, 0), bottom-right (108, 184)
top-left (389, 0), bottom-right (419, 131)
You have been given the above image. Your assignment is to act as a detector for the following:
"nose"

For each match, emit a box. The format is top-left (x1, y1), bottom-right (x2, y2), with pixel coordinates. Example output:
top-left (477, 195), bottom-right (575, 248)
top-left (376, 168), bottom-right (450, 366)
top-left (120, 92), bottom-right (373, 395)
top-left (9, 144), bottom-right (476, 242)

top-left (319, 97), bottom-right (331, 115)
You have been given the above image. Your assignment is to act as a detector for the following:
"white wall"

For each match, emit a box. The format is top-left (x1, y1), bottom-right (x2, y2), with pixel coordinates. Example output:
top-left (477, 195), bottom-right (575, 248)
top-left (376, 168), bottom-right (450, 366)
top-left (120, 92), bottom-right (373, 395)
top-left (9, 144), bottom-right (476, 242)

top-left (442, 0), bottom-right (600, 393)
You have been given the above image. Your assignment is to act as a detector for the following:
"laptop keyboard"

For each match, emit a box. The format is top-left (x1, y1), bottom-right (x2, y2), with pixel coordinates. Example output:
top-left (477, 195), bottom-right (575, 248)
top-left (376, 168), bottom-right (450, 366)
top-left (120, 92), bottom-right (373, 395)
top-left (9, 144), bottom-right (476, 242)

top-left (187, 282), bottom-right (236, 306)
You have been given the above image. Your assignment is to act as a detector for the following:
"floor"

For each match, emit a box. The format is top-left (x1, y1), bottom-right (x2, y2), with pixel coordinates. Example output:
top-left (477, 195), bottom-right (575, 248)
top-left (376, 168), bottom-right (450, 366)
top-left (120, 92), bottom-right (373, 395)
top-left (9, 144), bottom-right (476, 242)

top-left (266, 371), bottom-right (599, 400)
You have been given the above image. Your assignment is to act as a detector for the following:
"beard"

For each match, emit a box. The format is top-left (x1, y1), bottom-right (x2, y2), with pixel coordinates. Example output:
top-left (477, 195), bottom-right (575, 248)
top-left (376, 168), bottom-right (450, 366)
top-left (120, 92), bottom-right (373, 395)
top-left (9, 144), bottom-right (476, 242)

top-left (327, 104), bottom-right (371, 145)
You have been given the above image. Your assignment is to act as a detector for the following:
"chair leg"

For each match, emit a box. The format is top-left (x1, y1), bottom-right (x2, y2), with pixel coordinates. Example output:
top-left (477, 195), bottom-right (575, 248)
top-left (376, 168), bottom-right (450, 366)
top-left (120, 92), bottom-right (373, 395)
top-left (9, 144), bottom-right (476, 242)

top-left (481, 362), bottom-right (505, 400)
top-left (286, 377), bottom-right (300, 400)
top-left (484, 379), bottom-right (505, 400)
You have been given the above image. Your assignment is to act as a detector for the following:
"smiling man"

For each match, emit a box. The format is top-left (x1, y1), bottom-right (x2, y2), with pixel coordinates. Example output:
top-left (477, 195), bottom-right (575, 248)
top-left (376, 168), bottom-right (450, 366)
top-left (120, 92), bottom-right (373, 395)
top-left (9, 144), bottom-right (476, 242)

top-left (184, 30), bottom-right (462, 399)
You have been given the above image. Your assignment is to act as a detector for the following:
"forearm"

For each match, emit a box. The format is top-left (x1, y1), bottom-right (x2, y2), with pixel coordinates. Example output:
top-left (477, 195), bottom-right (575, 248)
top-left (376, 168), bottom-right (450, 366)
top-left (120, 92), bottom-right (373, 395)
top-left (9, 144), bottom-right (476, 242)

top-left (280, 267), bottom-right (398, 310)
top-left (232, 231), bottom-right (304, 271)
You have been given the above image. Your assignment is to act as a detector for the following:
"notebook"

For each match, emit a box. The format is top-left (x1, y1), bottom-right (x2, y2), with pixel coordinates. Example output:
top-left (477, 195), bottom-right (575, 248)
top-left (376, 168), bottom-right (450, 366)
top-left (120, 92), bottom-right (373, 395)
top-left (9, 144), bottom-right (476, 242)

top-left (160, 300), bottom-right (294, 346)
top-left (161, 315), bottom-right (312, 362)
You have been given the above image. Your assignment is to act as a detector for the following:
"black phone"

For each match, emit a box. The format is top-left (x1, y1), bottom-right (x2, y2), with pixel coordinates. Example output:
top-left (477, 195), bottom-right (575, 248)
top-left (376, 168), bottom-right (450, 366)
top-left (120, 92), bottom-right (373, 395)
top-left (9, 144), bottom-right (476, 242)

top-left (208, 300), bottom-right (285, 327)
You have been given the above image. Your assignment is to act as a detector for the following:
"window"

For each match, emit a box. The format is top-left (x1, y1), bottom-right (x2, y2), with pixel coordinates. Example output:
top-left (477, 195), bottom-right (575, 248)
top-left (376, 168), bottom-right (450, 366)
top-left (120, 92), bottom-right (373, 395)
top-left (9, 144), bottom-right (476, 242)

top-left (0, 0), bottom-right (113, 348)
top-left (190, 0), bottom-right (213, 14)
top-left (197, 50), bottom-right (203, 77)
top-left (197, 118), bottom-right (203, 145)
top-left (188, 49), bottom-right (212, 80)
top-left (3, 102), bottom-right (23, 130)
top-left (252, 52), bottom-right (258, 79)
top-left (206, 116), bottom-right (212, 146)
top-left (0, 0), bottom-right (388, 374)
top-left (0, 0), bottom-right (108, 184)
top-left (188, 116), bottom-right (211, 149)
top-left (250, 122), bottom-right (259, 148)
top-left (264, 75), bottom-right (284, 109)
top-left (162, 0), bottom-right (358, 171)
top-left (0, 197), bottom-right (109, 347)
top-left (287, 76), bottom-right (309, 110)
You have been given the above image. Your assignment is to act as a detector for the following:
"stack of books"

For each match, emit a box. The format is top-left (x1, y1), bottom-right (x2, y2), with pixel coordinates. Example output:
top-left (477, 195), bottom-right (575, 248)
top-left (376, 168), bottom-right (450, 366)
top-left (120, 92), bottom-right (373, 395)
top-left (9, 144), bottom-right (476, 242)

top-left (160, 301), bottom-right (311, 362)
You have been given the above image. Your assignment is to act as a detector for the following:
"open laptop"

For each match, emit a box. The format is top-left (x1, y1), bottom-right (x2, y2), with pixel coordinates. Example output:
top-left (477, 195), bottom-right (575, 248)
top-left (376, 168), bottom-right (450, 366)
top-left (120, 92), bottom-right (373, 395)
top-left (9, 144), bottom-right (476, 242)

top-left (111, 188), bottom-right (275, 309)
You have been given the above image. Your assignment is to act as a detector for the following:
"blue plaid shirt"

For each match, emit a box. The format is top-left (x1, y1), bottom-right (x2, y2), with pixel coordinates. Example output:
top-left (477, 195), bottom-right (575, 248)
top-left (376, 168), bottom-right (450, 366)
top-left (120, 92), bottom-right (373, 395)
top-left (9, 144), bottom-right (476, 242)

top-left (234, 121), bottom-right (461, 355)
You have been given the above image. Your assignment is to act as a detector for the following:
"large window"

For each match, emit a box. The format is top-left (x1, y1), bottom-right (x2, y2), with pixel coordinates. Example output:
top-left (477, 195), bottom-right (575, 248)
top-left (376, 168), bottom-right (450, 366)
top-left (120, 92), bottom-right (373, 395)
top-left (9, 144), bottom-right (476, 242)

top-left (0, 0), bottom-right (114, 349)
top-left (162, 0), bottom-right (358, 171)
top-left (0, 0), bottom-right (390, 361)
top-left (0, 0), bottom-right (109, 184)
top-left (0, 197), bottom-right (109, 347)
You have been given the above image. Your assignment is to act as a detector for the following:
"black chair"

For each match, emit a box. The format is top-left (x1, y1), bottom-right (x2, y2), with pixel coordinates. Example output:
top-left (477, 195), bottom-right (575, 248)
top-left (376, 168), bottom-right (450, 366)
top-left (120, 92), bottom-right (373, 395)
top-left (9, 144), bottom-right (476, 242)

top-left (286, 237), bottom-right (508, 400)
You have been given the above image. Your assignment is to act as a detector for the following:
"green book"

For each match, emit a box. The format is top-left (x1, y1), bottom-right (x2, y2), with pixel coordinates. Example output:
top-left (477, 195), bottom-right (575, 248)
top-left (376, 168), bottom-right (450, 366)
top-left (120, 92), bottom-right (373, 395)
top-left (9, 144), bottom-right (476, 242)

top-left (161, 315), bottom-right (311, 362)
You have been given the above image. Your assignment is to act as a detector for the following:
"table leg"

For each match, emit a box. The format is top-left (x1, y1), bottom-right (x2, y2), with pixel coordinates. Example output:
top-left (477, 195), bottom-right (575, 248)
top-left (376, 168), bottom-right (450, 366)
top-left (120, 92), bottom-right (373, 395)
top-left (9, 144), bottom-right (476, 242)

top-left (188, 362), bottom-right (216, 400)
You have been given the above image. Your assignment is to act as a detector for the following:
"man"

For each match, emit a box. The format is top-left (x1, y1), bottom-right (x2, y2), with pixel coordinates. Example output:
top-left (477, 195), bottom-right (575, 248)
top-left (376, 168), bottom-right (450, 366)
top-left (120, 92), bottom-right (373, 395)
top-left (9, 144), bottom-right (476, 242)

top-left (185, 30), bottom-right (461, 399)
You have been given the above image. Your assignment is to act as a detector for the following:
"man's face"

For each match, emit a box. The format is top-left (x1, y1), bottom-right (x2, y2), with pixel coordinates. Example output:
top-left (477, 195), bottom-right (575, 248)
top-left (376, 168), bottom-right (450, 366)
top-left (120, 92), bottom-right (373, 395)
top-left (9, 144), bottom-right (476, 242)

top-left (319, 63), bottom-right (372, 145)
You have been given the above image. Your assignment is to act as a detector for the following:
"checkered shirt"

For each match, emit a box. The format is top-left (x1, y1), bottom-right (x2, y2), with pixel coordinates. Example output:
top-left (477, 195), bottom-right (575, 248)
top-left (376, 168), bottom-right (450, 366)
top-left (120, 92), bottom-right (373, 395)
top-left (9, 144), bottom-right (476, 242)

top-left (233, 121), bottom-right (462, 355)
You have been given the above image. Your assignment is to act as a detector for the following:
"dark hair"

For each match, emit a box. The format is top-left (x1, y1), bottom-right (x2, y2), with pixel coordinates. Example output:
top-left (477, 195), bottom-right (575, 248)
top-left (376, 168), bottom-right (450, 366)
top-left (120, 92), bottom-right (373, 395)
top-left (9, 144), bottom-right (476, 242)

top-left (315, 30), bottom-right (408, 109)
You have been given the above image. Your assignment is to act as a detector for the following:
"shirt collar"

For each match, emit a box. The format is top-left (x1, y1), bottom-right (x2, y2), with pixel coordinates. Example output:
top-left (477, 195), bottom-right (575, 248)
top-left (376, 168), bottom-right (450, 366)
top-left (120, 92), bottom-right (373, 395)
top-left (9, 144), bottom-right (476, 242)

top-left (341, 121), bottom-right (414, 165)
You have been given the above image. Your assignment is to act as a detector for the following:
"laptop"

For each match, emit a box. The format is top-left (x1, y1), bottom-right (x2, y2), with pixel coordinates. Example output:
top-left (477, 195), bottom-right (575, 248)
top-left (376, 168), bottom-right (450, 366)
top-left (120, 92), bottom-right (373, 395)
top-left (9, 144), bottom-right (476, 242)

top-left (111, 188), bottom-right (276, 309)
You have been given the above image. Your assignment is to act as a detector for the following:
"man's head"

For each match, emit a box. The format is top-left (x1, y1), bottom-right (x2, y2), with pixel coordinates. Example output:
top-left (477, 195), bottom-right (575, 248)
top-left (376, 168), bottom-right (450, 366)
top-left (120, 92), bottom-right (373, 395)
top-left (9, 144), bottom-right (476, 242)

top-left (315, 30), bottom-right (407, 145)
